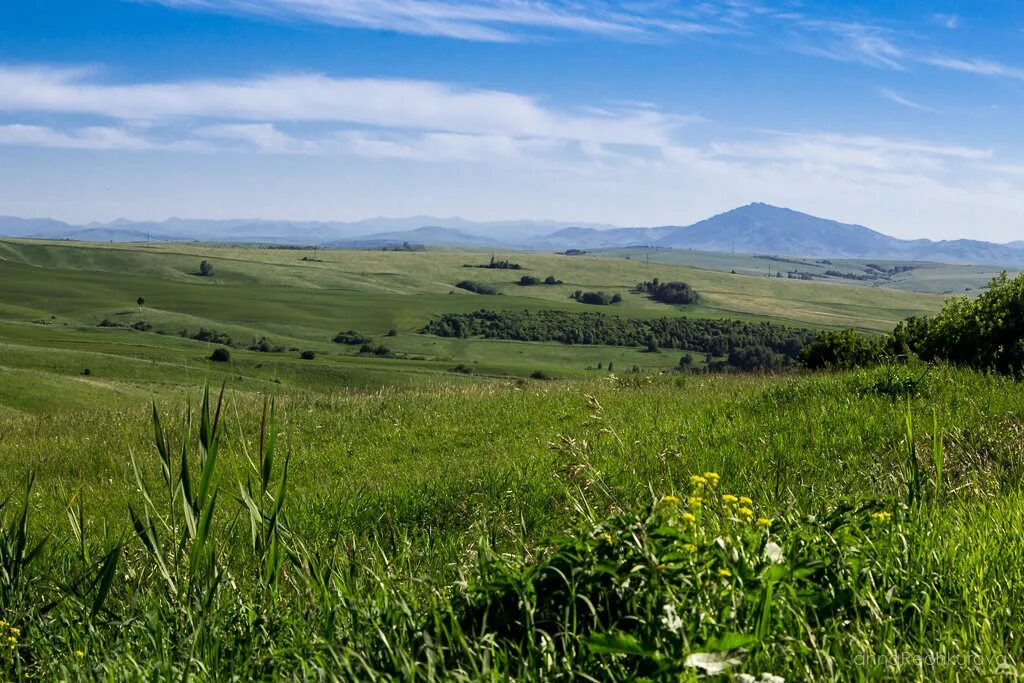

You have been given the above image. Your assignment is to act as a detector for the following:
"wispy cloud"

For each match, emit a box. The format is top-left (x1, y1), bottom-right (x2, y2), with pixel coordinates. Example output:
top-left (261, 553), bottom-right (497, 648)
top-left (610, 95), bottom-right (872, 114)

top-left (134, 0), bottom-right (1024, 89)
top-left (0, 65), bottom-right (696, 149)
top-left (0, 123), bottom-right (203, 151)
top-left (136, 0), bottom-right (726, 42)
top-left (878, 88), bottom-right (933, 112)
top-left (918, 55), bottom-right (1024, 80)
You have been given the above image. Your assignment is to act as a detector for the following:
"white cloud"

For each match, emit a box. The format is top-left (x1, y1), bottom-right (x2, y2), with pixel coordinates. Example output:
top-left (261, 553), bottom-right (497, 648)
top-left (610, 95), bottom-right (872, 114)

top-left (933, 13), bottom-right (960, 29)
top-left (0, 65), bottom-right (694, 149)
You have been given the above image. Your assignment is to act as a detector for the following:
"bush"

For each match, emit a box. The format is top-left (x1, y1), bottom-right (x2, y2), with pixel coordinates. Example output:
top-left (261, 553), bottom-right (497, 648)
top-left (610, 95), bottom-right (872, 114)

top-left (198, 259), bottom-right (214, 277)
top-left (543, 275), bottom-right (563, 285)
top-left (386, 329), bottom-right (398, 337)
top-left (130, 321), bottom-right (153, 332)
top-left (456, 280), bottom-right (498, 295)
top-left (575, 291), bottom-right (613, 305)
top-left (449, 364), bottom-right (474, 375)
top-left (334, 330), bottom-right (372, 345)
top-left (210, 348), bottom-right (231, 362)
top-left (518, 275), bottom-right (541, 286)
top-left (530, 370), bottom-right (551, 380)
top-left (800, 329), bottom-right (885, 370)
top-left (300, 350), bottom-right (316, 360)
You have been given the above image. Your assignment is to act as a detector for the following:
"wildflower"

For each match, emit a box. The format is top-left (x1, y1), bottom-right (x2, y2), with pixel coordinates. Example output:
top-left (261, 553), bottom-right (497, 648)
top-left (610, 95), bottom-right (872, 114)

top-left (738, 496), bottom-right (753, 506)
top-left (756, 517), bottom-right (772, 528)
top-left (661, 603), bottom-right (683, 633)
top-left (661, 495), bottom-right (680, 506)
top-left (687, 496), bottom-right (702, 508)
top-left (690, 474), bottom-right (707, 488)
top-left (737, 506), bottom-right (754, 520)
top-left (717, 568), bottom-right (732, 578)
top-left (703, 471), bottom-right (720, 487)
top-left (683, 543), bottom-right (698, 553)
top-left (75, 650), bottom-right (85, 659)
top-left (601, 532), bottom-right (613, 544)
top-left (871, 511), bottom-right (893, 522)
top-left (722, 494), bottom-right (739, 505)
top-left (681, 512), bottom-right (697, 524)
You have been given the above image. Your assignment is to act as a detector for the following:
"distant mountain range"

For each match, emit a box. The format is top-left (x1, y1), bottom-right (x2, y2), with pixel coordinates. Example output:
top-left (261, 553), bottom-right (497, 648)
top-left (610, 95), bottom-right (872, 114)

top-left (3, 203), bottom-right (1023, 266)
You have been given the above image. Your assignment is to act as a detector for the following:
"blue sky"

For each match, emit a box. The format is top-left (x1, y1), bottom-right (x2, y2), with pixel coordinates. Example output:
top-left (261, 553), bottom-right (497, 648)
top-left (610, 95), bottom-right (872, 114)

top-left (1, 1), bottom-right (1024, 240)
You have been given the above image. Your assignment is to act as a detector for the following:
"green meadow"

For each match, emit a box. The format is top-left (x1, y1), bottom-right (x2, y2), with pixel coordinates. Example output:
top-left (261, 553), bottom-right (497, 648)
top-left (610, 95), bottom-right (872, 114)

top-left (2, 239), bottom-right (1023, 680)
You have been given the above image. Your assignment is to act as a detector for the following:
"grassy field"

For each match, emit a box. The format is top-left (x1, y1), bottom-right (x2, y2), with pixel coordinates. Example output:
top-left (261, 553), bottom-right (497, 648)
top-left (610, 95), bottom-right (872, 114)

top-left (0, 238), bottom-right (945, 414)
top-left (597, 246), bottom-right (1021, 295)
top-left (3, 239), bottom-right (1021, 680)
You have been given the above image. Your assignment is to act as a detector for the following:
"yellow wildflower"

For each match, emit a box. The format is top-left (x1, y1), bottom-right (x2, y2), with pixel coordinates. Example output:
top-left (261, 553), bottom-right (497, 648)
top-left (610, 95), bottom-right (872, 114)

top-left (75, 650), bottom-right (85, 659)
top-left (737, 506), bottom-right (754, 519)
top-left (871, 511), bottom-right (893, 522)
top-left (683, 543), bottom-right (697, 553)
top-left (9, 627), bottom-right (19, 637)
top-left (756, 517), bottom-right (772, 528)
top-left (722, 494), bottom-right (739, 505)
top-left (681, 512), bottom-right (697, 524)
top-left (690, 475), bottom-right (707, 489)
top-left (687, 496), bottom-right (702, 509)
top-left (738, 496), bottom-right (753, 506)
top-left (661, 495), bottom-right (680, 506)
top-left (717, 568), bottom-right (732, 578)
top-left (601, 532), bottom-right (613, 543)
top-left (703, 472), bottom-right (720, 487)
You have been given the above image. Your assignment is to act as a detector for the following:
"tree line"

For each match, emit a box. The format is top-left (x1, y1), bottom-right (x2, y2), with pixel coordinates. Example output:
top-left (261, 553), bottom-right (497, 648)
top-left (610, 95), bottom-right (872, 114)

top-left (423, 309), bottom-right (815, 369)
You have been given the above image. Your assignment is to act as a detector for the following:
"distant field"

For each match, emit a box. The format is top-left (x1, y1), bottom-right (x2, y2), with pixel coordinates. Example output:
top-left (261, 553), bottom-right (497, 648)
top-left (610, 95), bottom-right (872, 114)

top-left (0, 238), bottom-right (944, 413)
top-left (596, 246), bottom-right (1021, 294)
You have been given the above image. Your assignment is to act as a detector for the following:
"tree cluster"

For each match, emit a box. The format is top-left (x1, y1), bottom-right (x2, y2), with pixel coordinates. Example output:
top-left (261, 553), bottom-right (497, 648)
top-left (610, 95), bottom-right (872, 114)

top-left (518, 275), bottom-right (563, 286)
top-left (635, 279), bottom-right (701, 305)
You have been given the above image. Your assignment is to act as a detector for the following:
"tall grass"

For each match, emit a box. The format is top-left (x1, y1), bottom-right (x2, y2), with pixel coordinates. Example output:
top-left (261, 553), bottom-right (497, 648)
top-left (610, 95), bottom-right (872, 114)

top-left (1, 365), bottom-right (1023, 679)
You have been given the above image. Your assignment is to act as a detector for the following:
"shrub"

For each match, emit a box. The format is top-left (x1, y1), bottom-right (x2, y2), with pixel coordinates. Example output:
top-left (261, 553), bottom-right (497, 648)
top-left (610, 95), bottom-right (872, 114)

top-left (300, 350), bottom-right (316, 360)
top-left (518, 275), bottom-right (541, 286)
top-left (530, 370), bottom-right (551, 380)
top-left (387, 329), bottom-right (398, 337)
top-left (131, 321), bottom-right (153, 332)
top-left (449, 364), bottom-right (474, 375)
top-left (576, 291), bottom-right (613, 305)
top-left (455, 280), bottom-right (498, 295)
top-left (543, 275), bottom-right (563, 285)
top-left (210, 347), bottom-right (231, 362)
top-left (800, 329), bottom-right (885, 370)
top-left (334, 330), bottom-right (373, 345)
top-left (198, 259), bottom-right (214, 276)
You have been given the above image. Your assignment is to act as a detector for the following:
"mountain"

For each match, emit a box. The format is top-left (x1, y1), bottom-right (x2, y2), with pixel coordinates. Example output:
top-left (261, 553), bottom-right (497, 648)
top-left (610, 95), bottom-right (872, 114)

top-left (325, 226), bottom-right (505, 248)
top-left (3, 204), bottom-right (1023, 266)
top-left (651, 203), bottom-right (895, 256)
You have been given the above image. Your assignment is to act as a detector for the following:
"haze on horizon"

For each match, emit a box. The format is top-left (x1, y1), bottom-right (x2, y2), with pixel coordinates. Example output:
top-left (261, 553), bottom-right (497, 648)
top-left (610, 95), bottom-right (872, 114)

top-left (2, 1), bottom-right (1024, 242)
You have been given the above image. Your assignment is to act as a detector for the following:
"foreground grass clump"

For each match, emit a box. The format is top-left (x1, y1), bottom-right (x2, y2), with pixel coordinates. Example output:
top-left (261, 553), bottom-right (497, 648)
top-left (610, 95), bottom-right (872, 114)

top-left (1, 367), bottom-right (1024, 680)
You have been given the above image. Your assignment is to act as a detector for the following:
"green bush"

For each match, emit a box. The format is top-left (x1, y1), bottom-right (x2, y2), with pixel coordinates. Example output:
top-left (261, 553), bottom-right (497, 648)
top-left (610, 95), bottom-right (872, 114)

top-left (209, 347), bottom-right (231, 362)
